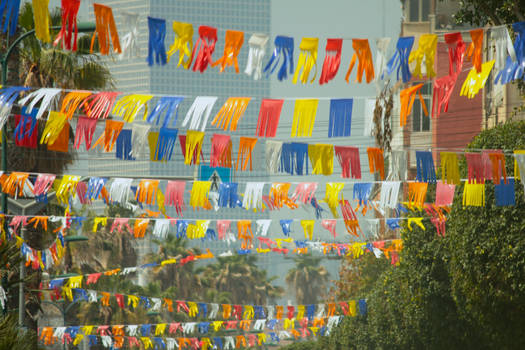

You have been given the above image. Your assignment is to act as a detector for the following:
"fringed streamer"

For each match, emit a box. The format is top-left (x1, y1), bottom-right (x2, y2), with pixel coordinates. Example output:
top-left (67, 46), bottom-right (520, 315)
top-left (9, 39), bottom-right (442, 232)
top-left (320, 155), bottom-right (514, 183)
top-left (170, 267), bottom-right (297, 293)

top-left (319, 38), bottom-right (343, 85)
top-left (180, 130), bottom-right (203, 165)
top-left (53, 0), bottom-right (80, 51)
top-left (440, 152), bottom-right (460, 184)
top-left (415, 151), bottom-right (437, 183)
top-left (189, 181), bottom-right (211, 210)
top-left (280, 219), bottom-right (293, 237)
top-left (14, 108), bottom-right (38, 148)
top-left (301, 220), bottom-right (314, 240)
top-left (407, 182), bottom-right (428, 209)
top-left (409, 34), bottom-right (438, 78)
top-left (136, 180), bottom-right (159, 205)
top-left (256, 99), bottom-right (284, 137)
top-left (407, 218), bottom-right (425, 231)
top-left (211, 97), bottom-right (251, 131)
top-left (462, 183), bottom-right (485, 207)
top-left (2, 172), bottom-right (29, 197)
top-left (460, 60), bottom-right (495, 98)
top-left (182, 96), bottom-right (217, 131)
top-left (387, 150), bottom-right (407, 181)
top-left (340, 200), bottom-right (362, 237)
top-left (130, 123), bottom-right (151, 158)
top-left (333, 146), bottom-right (360, 179)
top-left (481, 150), bottom-right (496, 180)
top-left (82, 92), bottom-right (121, 120)
top-left (496, 22), bottom-right (525, 84)
top-left (91, 3), bottom-right (121, 55)
top-left (74, 116), bottom-right (97, 150)
top-left (133, 219), bottom-right (149, 238)
top-left (114, 131), bottom-right (134, 161)
top-left (435, 181), bottom-right (455, 206)
top-left (292, 182), bottom-right (317, 204)
top-left (324, 182), bottom-right (344, 218)
top-left (432, 74), bottom-right (458, 118)
top-left (167, 21), bottom-right (193, 68)
top-left (32, 0), bottom-right (50, 42)
top-left (152, 219), bottom-right (171, 239)
top-left (153, 127), bottom-right (178, 162)
top-left (40, 111), bottom-right (68, 146)
top-left (280, 142), bottom-right (309, 175)
top-left (465, 153), bottom-right (485, 184)
top-left (164, 181), bottom-right (186, 215)
top-left (187, 220), bottom-right (210, 239)
top-left (245, 33), bottom-right (269, 80)
top-left (495, 179), bottom-right (515, 206)
top-left (491, 26), bottom-right (517, 74)
top-left (515, 151), bottom-right (525, 183)
top-left (291, 99), bottom-right (318, 137)
top-left (467, 29), bottom-right (483, 73)
top-left (308, 144), bottom-right (334, 176)
top-left (109, 178), bottom-right (132, 204)
top-left (363, 98), bottom-right (376, 137)
top-left (218, 182), bottom-right (240, 208)
top-left (86, 177), bottom-right (107, 202)
top-left (237, 220), bottom-right (253, 249)
top-left (425, 204), bottom-right (448, 237)
top-left (212, 30), bottom-right (244, 73)
top-left (46, 118), bottom-right (69, 153)
top-left (375, 37), bottom-right (391, 80)
top-left (119, 11), bottom-right (140, 59)
top-left (379, 181), bottom-right (400, 209)
top-left (255, 219), bottom-right (271, 237)
top-left (488, 152), bottom-right (507, 185)
top-left (33, 173), bottom-right (55, 199)
top-left (268, 183), bottom-right (297, 210)
top-left (191, 25), bottom-right (217, 72)
top-left (92, 120), bottom-right (124, 152)
top-left (18, 88), bottom-right (61, 120)
top-left (0, 87), bottom-right (30, 129)
top-left (445, 32), bottom-right (467, 75)
top-left (367, 147), bottom-right (385, 180)
top-left (236, 137), bottom-right (257, 171)
top-left (265, 140), bottom-right (282, 174)
top-left (210, 134), bottom-right (232, 168)
top-left (328, 99), bottom-right (353, 137)
top-left (60, 91), bottom-right (91, 120)
top-left (216, 220), bottom-right (231, 240)
top-left (353, 183), bottom-right (372, 214)
top-left (321, 219), bottom-right (337, 238)
top-left (112, 94), bottom-right (153, 123)
top-left (56, 175), bottom-right (80, 205)
top-left (399, 83), bottom-right (428, 127)
top-left (242, 182), bottom-right (264, 211)
top-left (345, 39), bottom-right (374, 83)
top-left (110, 218), bottom-right (131, 234)
top-left (264, 35), bottom-right (294, 81)
top-left (147, 17), bottom-right (167, 66)
top-left (386, 36), bottom-right (414, 83)
top-left (293, 37), bottom-right (318, 84)
top-left (147, 96), bottom-right (184, 127)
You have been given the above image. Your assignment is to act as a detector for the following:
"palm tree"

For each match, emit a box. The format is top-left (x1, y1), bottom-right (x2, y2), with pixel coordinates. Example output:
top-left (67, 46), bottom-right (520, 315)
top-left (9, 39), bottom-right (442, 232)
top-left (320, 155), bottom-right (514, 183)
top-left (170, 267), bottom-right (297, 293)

top-left (285, 255), bottom-right (330, 305)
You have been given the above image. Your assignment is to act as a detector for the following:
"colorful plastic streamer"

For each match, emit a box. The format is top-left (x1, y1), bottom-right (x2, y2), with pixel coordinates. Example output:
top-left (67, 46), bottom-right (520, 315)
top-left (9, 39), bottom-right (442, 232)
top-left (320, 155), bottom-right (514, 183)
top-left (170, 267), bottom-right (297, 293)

top-left (379, 181), bottom-right (400, 209)
top-left (407, 182), bottom-right (428, 209)
top-left (40, 111), bottom-right (68, 146)
top-left (465, 153), bottom-right (484, 184)
top-left (74, 116), bottom-right (97, 150)
top-left (0, 87), bottom-right (30, 129)
top-left (386, 36), bottom-right (414, 83)
top-left (14, 107), bottom-right (38, 148)
top-left (387, 150), bottom-right (407, 181)
top-left (491, 26), bottom-right (516, 74)
top-left (409, 34), bottom-right (437, 78)
top-left (130, 123), bottom-right (150, 158)
top-left (211, 97), bottom-right (251, 131)
top-left (91, 3), bottom-right (121, 55)
top-left (182, 96), bottom-right (217, 131)
top-left (462, 183), bottom-right (485, 207)
top-left (399, 83), bottom-right (428, 127)
top-left (53, 0), bottom-right (81, 51)
top-left (319, 38), bottom-right (343, 85)
top-left (189, 181), bottom-right (211, 210)
top-left (264, 35), bottom-right (294, 81)
top-left (212, 30), bottom-right (244, 73)
top-left (353, 183), bottom-right (372, 213)
top-left (324, 182), bottom-right (344, 218)
top-left (495, 179), bottom-right (515, 206)
top-left (292, 182), bottom-right (317, 204)
top-left (345, 39), bottom-right (374, 83)
top-left (328, 99), bottom-right (353, 137)
top-left (440, 152), bottom-right (460, 185)
top-left (308, 144), bottom-right (334, 176)
top-left (92, 120), bottom-right (124, 152)
top-left (164, 181), bottom-right (186, 215)
top-left (294, 37), bottom-right (318, 84)
top-left (191, 25), bottom-right (217, 73)
top-left (147, 17), bottom-right (167, 66)
top-left (280, 142), bottom-right (308, 175)
top-left (291, 99), bottom-right (318, 137)
top-left (153, 127), bottom-right (178, 162)
top-left (435, 181), bottom-right (455, 207)
top-left (415, 151), bottom-right (437, 183)
top-left (466, 28), bottom-right (483, 73)
top-left (236, 137), bottom-right (257, 171)
top-left (495, 22), bottom-right (525, 84)
top-left (265, 140), bottom-right (282, 174)
top-left (335, 146), bottom-right (360, 179)
top-left (32, 0), bottom-right (50, 42)
top-left (367, 147), bottom-right (385, 180)
top-left (375, 37), bottom-right (391, 81)
top-left (83, 91), bottom-right (121, 120)
top-left (18, 88), bottom-right (61, 120)
top-left (167, 21), bottom-right (193, 68)
top-left (210, 134), bottom-right (232, 168)
top-left (119, 11), bottom-right (140, 59)
top-left (218, 182), bottom-right (240, 208)
top-left (460, 60), bottom-right (495, 98)
top-left (184, 130), bottom-right (205, 165)
top-left (244, 33), bottom-right (269, 80)
top-left (0, 0), bottom-right (21, 36)
top-left (146, 96), bottom-right (184, 127)
top-left (488, 152), bottom-right (507, 185)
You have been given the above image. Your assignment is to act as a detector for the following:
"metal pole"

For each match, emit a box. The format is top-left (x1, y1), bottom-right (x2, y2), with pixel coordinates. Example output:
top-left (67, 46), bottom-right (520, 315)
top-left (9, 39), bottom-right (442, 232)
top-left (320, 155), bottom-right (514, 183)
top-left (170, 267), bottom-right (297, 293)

top-left (18, 206), bottom-right (25, 328)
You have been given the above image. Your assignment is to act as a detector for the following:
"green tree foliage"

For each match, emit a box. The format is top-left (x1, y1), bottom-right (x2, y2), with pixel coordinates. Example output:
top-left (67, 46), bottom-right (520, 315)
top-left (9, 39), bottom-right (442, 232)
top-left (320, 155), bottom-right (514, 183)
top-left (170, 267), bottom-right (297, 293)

top-left (453, 0), bottom-right (525, 26)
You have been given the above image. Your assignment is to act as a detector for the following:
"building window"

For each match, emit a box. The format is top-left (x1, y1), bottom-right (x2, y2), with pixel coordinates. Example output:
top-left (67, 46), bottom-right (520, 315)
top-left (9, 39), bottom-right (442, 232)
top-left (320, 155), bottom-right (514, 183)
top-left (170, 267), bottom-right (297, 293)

top-left (412, 83), bottom-right (431, 132)
top-left (408, 0), bottom-right (430, 22)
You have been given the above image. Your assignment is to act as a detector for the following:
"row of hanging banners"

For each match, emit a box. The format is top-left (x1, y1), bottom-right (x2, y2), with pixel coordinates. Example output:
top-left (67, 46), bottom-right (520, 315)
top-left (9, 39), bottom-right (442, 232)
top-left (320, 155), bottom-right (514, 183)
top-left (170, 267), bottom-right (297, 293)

top-left (15, 1), bottom-right (525, 95)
